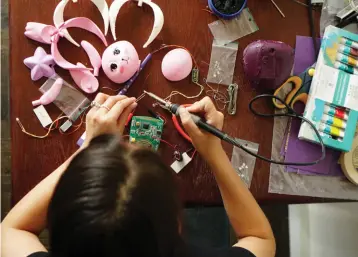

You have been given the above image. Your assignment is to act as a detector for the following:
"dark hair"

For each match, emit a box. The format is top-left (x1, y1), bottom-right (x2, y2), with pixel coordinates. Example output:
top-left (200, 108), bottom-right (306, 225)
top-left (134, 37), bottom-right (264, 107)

top-left (48, 134), bottom-right (182, 257)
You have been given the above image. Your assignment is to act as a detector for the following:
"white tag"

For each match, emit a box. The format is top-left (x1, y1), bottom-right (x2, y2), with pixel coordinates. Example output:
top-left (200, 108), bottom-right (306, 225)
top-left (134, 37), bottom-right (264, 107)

top-left (33, 105), bottom-right (52, 127)
top-left (170, 153), bottom-right (192, 173)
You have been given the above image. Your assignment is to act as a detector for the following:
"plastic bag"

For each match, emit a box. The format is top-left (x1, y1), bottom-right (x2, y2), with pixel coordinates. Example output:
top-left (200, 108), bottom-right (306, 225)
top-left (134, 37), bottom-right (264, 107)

top-left (320, 0), bottom-right (358, 36)
top-left (231, 139), bottom-right (259, 188)
top-left (207, 40), bottom-right (238, 86)
top-left (40, 75), bottom-right (90, 121)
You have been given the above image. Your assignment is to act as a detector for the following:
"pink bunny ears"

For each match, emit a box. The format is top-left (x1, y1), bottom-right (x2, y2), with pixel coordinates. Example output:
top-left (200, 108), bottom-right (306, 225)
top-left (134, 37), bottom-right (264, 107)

top-left (25, 18), bottom-right (106, 93)
top-left (54, 0), bottom-right (164, 49)
top-left (25, 18), bottom-right (107, 71)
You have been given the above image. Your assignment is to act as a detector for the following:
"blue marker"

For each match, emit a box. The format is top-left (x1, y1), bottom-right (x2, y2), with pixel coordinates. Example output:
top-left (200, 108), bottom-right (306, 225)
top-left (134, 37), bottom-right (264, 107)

top-left (334, 61), bottom-right (358, 75)
top-left (319, 124), bottom-right (345, 138)
top-left (341, 38), bottom-right (358, 50)
top-left (321, 114), bottom-right (347, 129)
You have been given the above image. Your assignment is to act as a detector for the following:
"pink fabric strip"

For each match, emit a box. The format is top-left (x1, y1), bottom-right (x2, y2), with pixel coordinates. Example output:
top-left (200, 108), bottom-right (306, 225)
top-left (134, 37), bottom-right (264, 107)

top-left (51, 17), bottom-right (107, 70)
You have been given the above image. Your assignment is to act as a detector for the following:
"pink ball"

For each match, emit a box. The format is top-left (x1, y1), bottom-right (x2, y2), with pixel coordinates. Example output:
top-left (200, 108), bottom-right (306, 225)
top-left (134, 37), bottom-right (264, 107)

top-left (161, 49), bottom-right (193, 81)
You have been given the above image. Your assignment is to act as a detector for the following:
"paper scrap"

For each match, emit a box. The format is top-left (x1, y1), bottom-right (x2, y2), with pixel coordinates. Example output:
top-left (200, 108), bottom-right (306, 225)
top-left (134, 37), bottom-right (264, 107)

top-left (33, 105), bottom-right (52, 127)
top-left (171, 153), bottom-right (192, 173)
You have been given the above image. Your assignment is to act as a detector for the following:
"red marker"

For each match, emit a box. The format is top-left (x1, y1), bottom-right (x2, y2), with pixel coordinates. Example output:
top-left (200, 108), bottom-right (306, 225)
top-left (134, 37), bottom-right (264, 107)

top-left (323, 105), bottom-right (348, 120)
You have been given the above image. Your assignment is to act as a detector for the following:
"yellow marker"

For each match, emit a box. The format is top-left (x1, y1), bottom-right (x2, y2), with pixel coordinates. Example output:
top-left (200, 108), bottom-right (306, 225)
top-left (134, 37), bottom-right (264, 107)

top-left (336, 53), bottom-right (358, 67)
top-left (322, 114), bottom-right (347, 129)
top-left (319, 123), bottom-right (345, 138)
top-left (130, 137), bottom-right (136, 143)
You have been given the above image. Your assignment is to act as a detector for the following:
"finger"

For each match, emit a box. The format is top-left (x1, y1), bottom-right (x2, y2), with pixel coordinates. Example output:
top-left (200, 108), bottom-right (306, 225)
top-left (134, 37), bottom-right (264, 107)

top-left (206, 111), bottom-right (224, 130)
top-left (178, 107), bottom-right (203, 138)
top-left (186, 97), bottom-right (217, 118)
top-left (87, 93), bottom-right (109, 118)
top-left (94, 92), bottom-right (109, 104)
top-left (96, 95), bottom-right (127, 115)
top-left (117, 102), bottom-right (138, 129)
top-left (107, 97), bottom-right (136, 120)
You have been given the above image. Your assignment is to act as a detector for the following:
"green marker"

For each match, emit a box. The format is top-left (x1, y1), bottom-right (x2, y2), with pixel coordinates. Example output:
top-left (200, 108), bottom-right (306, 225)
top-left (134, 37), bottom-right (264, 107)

top-left (340, 38), bottom-right (358, 50)
top-left (334, 61), bottom-right (358, 75)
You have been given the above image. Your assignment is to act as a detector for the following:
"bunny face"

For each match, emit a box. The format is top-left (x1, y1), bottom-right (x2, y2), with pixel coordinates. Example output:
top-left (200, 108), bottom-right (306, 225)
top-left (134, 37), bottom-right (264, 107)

top-left (102, 41), bottom-right (140, 84)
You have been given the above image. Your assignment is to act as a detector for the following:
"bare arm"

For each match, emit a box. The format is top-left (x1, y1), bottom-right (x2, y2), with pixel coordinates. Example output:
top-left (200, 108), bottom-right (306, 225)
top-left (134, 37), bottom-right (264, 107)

top-left (207, 148), bottom-right (275, 257)
top-left (179, 97), bottom-right (275, 257)
top-left (1, 148), bottom-right (81, 257)
top-left (1, 94), bottom-right (137, 257)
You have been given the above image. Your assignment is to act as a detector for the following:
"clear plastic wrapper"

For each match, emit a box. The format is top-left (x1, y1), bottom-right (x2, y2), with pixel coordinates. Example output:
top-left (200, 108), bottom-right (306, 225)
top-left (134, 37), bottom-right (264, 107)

top-left (231, 139), bottom-right (259, 188)
top-left (269, 110), bottom-right (358, 200)
top-left (320, 0), bottom-right (358, 36)
top-left (40, 75), bottom-right (90, 121)
top-left (207, 40), bottom-right (238, 86)
top-left (208, 8), bottom-right (258, 46)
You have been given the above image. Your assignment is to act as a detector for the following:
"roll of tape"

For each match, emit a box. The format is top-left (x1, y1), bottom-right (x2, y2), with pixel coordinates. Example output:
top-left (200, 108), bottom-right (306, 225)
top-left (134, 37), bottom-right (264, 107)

top-left (340, 136), bottom-right (358, 185)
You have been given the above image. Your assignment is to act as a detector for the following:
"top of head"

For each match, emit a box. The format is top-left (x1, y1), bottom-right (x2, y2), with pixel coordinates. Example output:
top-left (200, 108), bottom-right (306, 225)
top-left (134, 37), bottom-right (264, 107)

top-left (48, 134), bottom-right (181, 256)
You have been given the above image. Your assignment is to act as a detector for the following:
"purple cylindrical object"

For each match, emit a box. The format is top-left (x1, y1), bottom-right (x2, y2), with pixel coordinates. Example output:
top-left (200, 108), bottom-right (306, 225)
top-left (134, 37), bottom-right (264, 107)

top-left (118, 53), bottom-right (152, 95)
top-left (243, 40), bottom-right (294, 91)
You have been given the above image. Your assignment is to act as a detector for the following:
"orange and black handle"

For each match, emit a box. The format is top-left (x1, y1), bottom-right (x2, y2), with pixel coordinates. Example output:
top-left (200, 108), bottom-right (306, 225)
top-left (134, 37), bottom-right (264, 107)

top-left (273, 76), bottom-right (303, 109)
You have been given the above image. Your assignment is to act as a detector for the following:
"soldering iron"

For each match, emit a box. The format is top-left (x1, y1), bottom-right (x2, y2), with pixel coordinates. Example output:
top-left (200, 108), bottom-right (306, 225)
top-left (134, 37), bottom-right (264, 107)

top-left (143, 91), bottom-right (326, 166)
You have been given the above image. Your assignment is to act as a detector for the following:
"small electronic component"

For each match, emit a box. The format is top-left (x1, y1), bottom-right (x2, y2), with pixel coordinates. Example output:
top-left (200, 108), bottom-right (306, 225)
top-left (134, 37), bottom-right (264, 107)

top-left (192, 68), bottom-right (199, 83)
top-left (129, 116), bottom-right (164, 151)
top-left (60, 120), bottom-right (73, 132)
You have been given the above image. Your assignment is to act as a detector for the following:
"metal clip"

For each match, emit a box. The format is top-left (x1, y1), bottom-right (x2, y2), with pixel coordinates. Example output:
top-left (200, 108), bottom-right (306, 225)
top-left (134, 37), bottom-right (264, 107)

top-left (227, 83), bottom-right (238, 115)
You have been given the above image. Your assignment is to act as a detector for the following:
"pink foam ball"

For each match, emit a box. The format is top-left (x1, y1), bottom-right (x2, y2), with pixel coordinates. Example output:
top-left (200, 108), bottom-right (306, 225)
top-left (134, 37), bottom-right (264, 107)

top-left (161, 49), bottom-right (193, 81)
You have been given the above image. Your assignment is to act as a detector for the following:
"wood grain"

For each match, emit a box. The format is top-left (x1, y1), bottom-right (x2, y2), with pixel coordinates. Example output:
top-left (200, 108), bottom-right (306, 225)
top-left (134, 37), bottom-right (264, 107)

top-left (10, 0), bottom-right (323, 205)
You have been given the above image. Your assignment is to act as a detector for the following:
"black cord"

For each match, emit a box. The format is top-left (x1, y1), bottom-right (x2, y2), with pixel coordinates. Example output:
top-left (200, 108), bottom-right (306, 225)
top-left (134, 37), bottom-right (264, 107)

top-left (223, 94), bottom-right (326, 166)
top-left (307, 0), bottom-right (319, 57)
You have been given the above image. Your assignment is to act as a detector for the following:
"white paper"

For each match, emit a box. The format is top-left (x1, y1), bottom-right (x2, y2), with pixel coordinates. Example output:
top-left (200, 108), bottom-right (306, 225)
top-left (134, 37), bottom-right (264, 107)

top-left (33, 105), bottom-right (52, 127)
top-left (171, 153), bottom-right (192, 173)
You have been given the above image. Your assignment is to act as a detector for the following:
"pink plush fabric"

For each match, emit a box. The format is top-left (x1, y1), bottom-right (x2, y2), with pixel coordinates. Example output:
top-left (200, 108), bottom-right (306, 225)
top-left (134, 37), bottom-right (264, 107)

top-left (161, 48), bottom-right (193, 81)
top-left (69, 63), bottom-right (99, 93)
top-left (32, 78), bottom-right (63, 106)
top-left (102, 41), bottom-right (140, 84)
top-left (24, 47), bottom-right (56, 81)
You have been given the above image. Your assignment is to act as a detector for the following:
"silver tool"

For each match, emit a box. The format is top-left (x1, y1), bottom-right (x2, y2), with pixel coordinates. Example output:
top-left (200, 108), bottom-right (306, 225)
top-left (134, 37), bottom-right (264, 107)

top-left (227, 83), bottom-right (238, 115)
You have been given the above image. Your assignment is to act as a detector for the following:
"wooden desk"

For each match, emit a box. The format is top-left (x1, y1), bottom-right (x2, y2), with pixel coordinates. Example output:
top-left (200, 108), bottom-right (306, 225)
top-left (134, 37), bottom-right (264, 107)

top-left (10, 0), bottom-right (322, 205)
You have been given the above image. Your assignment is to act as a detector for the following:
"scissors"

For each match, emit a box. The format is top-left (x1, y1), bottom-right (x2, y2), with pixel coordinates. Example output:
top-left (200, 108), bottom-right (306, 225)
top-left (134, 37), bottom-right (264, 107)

top-left (158, 103), bottom-right (193, 143)
top-left (273, 65), bottom-right (315, 110)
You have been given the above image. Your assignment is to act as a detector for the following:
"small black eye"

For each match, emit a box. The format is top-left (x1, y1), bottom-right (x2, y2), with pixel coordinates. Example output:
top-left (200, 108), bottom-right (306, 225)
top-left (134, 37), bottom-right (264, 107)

top-left (110, 63), bottom-right (118, 71)
top-left (113, 48), bottom-right (121, 55)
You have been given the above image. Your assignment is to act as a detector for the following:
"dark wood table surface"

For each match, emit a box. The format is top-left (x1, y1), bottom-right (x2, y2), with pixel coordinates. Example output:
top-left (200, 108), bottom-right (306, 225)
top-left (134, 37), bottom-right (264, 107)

top-left (10, 0), bottom-right (324, 205)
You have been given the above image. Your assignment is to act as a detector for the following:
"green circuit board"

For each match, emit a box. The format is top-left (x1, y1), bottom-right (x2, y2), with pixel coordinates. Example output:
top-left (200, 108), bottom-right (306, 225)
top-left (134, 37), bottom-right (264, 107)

top-left (129, 116), bottom-right (164, 151)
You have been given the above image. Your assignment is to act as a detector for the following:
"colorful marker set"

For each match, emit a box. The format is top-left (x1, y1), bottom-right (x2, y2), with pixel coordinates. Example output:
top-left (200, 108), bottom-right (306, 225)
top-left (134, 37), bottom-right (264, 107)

top-left (319, 104), bottom-right (349, 138)
top-left (338, 44), bottom-right (358, 58)
top-left (299, 26), bottom-right (358, 152)
top-left (334, 38), bottom-right (358, 74)
top-left (340, 37), bottom-right (358, 50)
top-left (323, 105), bottom-right (349, 120)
